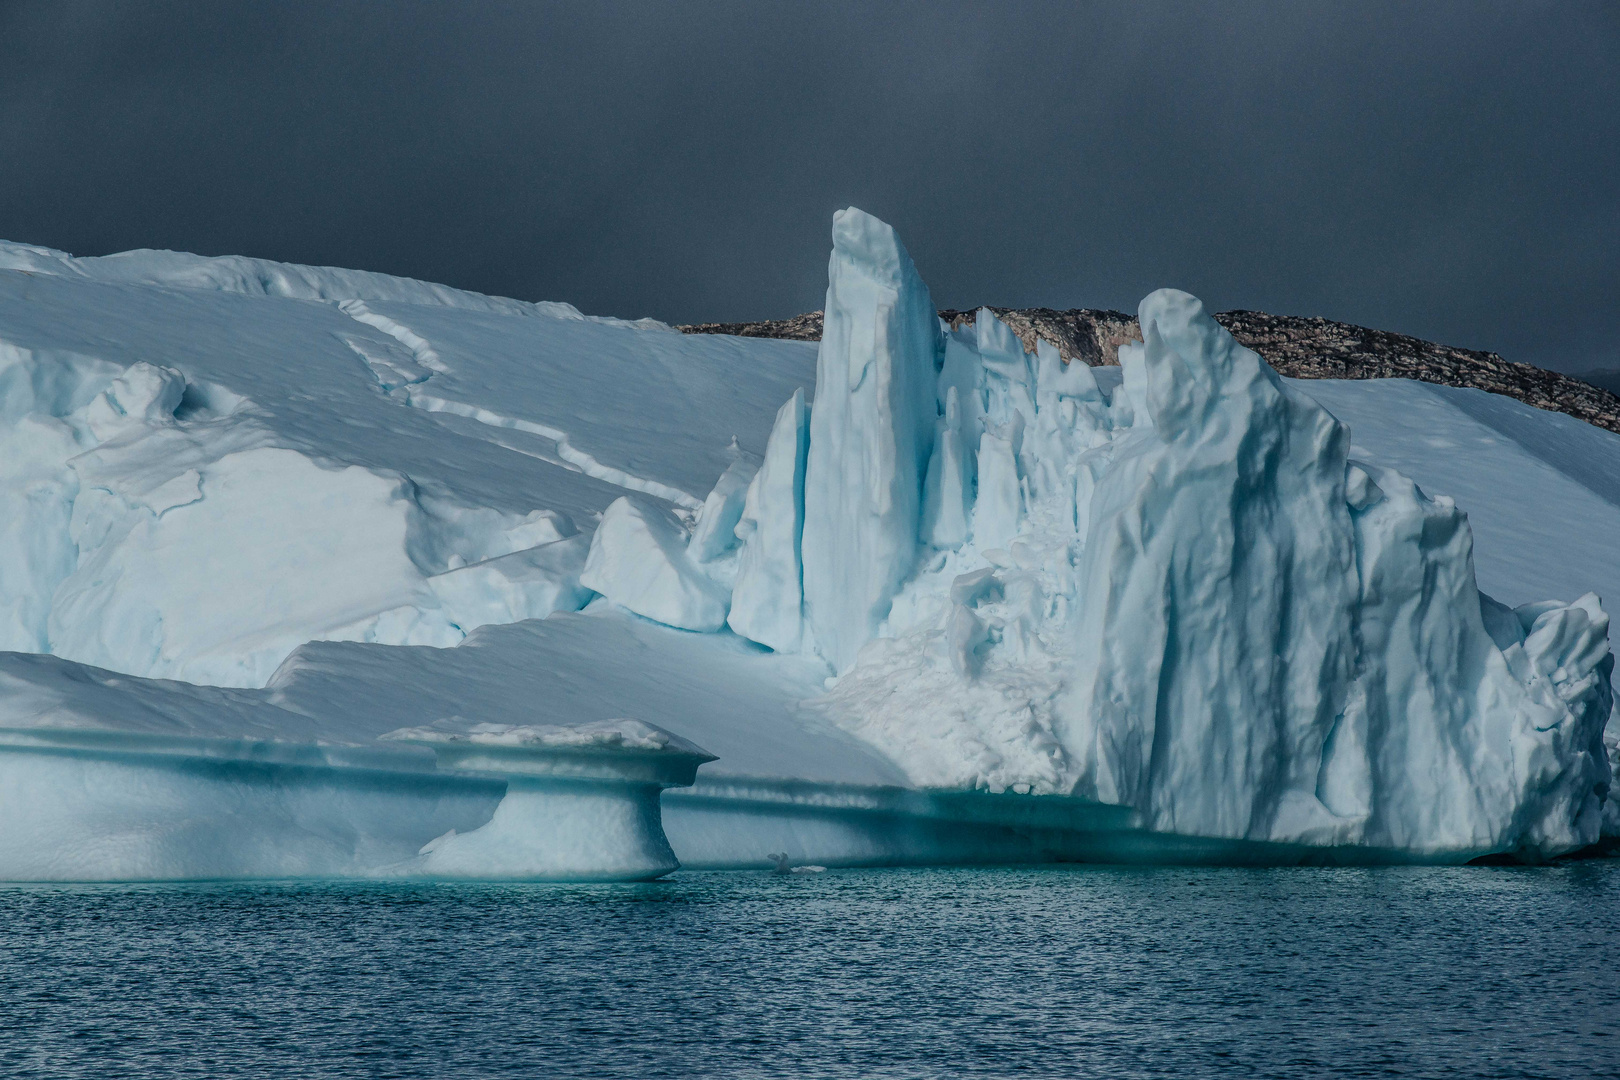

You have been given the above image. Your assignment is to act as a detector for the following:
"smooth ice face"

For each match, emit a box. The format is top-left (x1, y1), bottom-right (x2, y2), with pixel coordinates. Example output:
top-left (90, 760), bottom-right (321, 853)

top-left (687, 453), bottom-right (759, 564)
top-left (919, 386), bottom-right (973, 549)
top-left (38, 428), bottom-right (592, 685)
top-left (53, 447), bottom-right (422, 685)
top-left (728, 388), bottom-right (811, 652)
top-left (0, 744), bottom-right (501, 882)
top-left (580, 496), bottom-right (731, 632)
top-left (800, 208), bottom-right (941, 672)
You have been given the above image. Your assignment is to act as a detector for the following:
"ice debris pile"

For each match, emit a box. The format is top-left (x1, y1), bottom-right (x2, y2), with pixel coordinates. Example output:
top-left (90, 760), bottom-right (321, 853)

top-left (584, 208), bottom-right (1614, 860)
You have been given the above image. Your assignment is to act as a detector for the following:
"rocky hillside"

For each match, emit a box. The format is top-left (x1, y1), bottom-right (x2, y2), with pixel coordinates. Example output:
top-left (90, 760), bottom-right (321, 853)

top-left (679, 308), bottom-right (1620, 437)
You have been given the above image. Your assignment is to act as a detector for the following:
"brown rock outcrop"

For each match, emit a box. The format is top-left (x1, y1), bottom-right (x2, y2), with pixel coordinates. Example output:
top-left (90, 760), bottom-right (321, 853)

top-left (677, 308), bottom-right (1620, 437)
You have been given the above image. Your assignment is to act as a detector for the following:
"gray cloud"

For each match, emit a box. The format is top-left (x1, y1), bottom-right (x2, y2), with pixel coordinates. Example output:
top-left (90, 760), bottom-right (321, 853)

top-left (1, 0), bottom-right (1615, 371)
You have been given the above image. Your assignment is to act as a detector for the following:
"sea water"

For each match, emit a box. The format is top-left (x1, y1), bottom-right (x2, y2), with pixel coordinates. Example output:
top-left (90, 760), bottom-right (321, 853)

top-left (2, 864), bottom-right (1616, 1079)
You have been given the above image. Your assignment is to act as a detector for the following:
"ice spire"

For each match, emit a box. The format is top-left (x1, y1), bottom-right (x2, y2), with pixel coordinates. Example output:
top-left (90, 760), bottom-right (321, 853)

top-left (800, 208), bottom-right (941, 672)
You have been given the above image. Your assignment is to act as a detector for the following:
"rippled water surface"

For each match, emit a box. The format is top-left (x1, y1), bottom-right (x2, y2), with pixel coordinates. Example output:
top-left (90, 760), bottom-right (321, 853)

top-left (2, 863), bottom-right (1617, 1079)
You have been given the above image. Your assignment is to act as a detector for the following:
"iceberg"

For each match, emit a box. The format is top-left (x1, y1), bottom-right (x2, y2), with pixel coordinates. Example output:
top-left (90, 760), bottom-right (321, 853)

top-left (0, 214), bottom-right (1614, 880)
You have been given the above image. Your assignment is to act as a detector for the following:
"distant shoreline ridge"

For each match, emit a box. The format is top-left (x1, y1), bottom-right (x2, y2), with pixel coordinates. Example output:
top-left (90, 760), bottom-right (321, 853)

top-left (681, 306), bottom-right (1620, 437)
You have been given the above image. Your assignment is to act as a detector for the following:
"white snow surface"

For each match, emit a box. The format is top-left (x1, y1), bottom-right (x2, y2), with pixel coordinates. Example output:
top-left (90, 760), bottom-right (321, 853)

top-left (0, 239), bottom-right (813, 686)
top-left (0, 605), bottom-right (900, 786)
top-left (1, 215), bottom-right (1617, 874)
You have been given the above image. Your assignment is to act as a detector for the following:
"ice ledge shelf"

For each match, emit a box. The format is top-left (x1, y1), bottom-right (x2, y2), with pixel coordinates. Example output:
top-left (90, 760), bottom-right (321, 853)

top-left (381, 718), bottom-right (716, 787)
top-left (0, 720), bottom-right (715, 883)
top-left (0, 723), bottom-right (1546, 880)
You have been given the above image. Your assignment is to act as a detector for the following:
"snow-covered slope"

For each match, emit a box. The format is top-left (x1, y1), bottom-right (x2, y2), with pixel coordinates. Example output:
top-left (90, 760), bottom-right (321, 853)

top-left (0, 240), bottom-right (814, 685)
top-left (0, 217), bottom-right (1614, 879)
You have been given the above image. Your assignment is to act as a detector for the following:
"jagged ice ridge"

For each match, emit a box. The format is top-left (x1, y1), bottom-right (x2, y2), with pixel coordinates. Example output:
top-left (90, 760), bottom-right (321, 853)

top-left (590, 208), bottom-right (1614, 860)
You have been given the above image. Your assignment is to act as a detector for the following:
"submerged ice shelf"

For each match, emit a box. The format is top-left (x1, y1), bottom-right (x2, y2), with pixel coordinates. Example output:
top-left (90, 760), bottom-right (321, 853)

top-left (0, 214), bottom-right (1616, 881)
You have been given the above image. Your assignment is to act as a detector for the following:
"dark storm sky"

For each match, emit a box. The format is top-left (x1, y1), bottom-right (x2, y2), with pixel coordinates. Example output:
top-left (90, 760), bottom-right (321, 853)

top-left (1, 1), bottom-right (1615, 372)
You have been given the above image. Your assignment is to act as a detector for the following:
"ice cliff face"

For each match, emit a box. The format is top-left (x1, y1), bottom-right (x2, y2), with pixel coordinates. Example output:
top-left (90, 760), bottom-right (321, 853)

top-left (1053, 295), bottom-right (1611, 855)
top-left (648, 209), bottom-right (1613, 860)
top-left (1060, 290), bottom-right (1363, 841)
